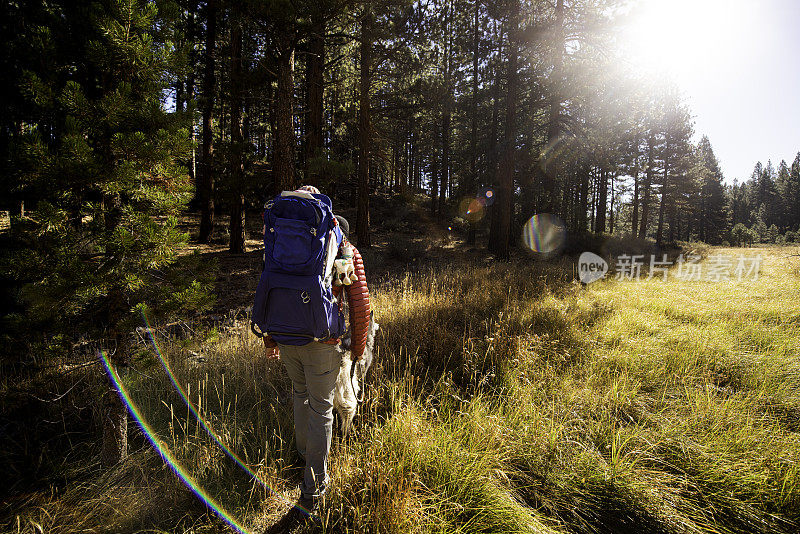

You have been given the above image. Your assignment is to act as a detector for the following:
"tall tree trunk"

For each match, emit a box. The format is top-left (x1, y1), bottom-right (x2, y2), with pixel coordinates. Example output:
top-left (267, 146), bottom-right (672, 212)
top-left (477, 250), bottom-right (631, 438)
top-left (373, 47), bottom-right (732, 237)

top-left (547, 0), bottom-right (564, 144)
top-left (267, 78), bottom-right (276, 156)
top-left (667, 167), bottom-right (677, 242)
top-left (609, 173), bottom-right (615, 233)
top-left (198, 0), bottom-right (217, 243)
top-left (430, 119), bottom-right (439, 214)
top-left (304, 14), bottom-right (324, 185)
top-left (228, 19), bottom-right (246, 254)
top-left (631, 136), bottom-right (640, 236)
top-left (356, 8), bottom-right (372, 248)
top-left (596, 168), bottom-right (607, 233)
top-left (656, 156), bottom-right (668, 245)
top-left (400, 121), bottom-right (409, 195)
top-left (638, 134), bottom-right (654, 238)
top-left (487, 35), bottom-right (501, 249)
top-left (101, 330), bottom-right (128, 467)
top-left (275, 33), bottom-right (296, 192)
top-left (467, 0), bottom-right (480, 245)
top-left (440, 0), bottom-right (452, 216)
top-left (489, 0), bottom-right (519, 260)
top-left (187, 0), bottom-right (198, 199)
top-left (410, 128), bottom-right (418, 191)
top-left (259, 103), bottom-right (267, 158)
top-left (390, 141), bottom-right (396, 190)
top-left (440, 111), bottom-right (449, 216)
top-left (578, 164), bottom-right (589, 231)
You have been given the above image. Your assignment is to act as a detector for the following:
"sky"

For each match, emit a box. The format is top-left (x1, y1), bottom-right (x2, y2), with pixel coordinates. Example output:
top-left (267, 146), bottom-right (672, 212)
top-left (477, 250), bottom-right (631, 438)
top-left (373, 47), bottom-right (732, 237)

top-left (620, 0), bottom-right (800, 183)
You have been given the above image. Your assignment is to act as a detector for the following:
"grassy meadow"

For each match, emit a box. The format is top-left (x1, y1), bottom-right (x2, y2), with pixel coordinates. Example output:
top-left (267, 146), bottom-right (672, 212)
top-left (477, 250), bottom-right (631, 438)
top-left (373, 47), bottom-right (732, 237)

top-left (7, 246), bottom-right (800, 533)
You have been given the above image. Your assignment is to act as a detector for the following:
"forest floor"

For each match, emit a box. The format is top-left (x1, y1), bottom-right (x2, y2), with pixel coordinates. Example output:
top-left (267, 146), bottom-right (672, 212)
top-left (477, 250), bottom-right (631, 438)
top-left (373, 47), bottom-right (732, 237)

top-left (4, 194), bottom-right (800, 533)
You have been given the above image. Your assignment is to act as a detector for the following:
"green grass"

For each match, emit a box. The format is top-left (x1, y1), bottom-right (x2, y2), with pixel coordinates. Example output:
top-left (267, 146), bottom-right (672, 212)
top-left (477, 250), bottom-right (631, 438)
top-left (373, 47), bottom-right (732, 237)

top-left (8, 247), bottom-right (800, 533)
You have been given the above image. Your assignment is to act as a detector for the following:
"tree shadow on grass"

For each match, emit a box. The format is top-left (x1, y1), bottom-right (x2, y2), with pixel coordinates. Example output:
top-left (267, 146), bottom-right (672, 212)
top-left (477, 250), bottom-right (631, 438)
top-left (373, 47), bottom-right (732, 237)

top-left (517, 477), bottom-right (672, 534)
top-left (374, 274), bottom-right (608, 396)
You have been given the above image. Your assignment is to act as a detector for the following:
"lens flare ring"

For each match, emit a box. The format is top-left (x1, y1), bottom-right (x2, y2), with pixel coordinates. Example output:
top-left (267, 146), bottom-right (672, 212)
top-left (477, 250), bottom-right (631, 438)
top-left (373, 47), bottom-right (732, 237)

top-left (459, 197), bottom-right (486, 223)
top-left (522, 213), bottom-right (567, 254)
top-left (478, 186), bottom-right (496, 206)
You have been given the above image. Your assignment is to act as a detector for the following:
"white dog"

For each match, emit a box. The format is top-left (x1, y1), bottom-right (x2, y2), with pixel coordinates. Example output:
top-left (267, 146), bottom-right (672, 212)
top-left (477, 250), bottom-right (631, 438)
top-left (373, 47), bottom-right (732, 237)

top-left (334, 315), bottom-right (379, 437)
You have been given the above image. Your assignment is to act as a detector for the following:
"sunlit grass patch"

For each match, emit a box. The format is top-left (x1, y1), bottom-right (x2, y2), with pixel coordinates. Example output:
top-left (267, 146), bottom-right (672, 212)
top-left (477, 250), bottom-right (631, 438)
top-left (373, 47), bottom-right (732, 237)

top-left (571, 246), bottom-right (800, 531)
top-left (327, 384), bottom-right (563, 534)
top-left (11, 246), bottom-right (800, 533)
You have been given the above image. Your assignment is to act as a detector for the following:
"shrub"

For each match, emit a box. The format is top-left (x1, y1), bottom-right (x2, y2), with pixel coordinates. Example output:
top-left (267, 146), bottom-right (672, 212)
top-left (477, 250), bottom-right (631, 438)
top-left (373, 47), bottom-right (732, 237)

top-left (731, 223), bottom-right (749, 247)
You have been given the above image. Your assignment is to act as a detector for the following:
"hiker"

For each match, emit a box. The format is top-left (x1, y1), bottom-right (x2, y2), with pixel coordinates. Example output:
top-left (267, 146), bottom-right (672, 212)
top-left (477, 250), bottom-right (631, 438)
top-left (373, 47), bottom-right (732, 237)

top-left (252, 185), bottom-right (371, 510)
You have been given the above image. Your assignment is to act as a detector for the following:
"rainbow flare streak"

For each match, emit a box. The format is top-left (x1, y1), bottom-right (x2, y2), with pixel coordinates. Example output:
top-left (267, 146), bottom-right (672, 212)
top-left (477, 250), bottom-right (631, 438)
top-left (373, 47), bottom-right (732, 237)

top-left (99, 312), bottom-right (320, 532)
top-left (138, 313), bottom-right (314, 517)
top-left (100, 350), bottom-right (254, 534)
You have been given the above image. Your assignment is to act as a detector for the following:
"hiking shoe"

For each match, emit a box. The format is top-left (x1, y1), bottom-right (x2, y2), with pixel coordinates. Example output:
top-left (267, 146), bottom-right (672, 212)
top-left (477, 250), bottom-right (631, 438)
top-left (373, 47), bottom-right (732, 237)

top-left (297, 494), bottom-right (318, 511)
top-left (297, 494), bottom-right (323, 525)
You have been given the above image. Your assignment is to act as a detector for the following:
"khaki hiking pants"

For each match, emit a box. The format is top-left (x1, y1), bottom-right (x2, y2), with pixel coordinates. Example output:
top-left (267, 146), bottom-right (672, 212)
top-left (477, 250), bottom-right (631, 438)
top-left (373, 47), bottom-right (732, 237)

top-left (278, 341), bottom-right (343, 500)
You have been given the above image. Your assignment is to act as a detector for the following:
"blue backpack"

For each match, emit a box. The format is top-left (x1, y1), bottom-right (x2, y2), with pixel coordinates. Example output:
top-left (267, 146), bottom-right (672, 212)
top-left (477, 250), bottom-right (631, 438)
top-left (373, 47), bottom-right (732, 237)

top-left (251, 191), bottom-right (345, 345)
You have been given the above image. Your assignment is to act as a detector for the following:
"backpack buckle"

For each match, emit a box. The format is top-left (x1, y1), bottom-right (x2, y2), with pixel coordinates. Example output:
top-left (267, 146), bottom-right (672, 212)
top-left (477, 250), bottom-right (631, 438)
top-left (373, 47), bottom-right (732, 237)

top-left (301, 291), bottom-right (310, 304)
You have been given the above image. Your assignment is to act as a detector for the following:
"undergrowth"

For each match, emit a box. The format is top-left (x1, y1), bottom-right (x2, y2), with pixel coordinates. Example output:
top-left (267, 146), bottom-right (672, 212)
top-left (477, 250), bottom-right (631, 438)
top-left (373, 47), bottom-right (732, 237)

top-left (5, 248), bottom-right (800, 533)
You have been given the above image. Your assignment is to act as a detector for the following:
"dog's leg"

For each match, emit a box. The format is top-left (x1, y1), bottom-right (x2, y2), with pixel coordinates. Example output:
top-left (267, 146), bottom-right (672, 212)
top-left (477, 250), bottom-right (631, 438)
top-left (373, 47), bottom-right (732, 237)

top-left (340, 407), bottom-right (356, 438)
top-left (335, 357), bottom-right (355, 437)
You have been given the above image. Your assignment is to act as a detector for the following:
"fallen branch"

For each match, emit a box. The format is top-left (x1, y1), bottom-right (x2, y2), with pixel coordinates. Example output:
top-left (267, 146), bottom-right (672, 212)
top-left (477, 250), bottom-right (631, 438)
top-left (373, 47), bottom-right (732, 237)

top-left (25, 375), bottom-right (85, 403)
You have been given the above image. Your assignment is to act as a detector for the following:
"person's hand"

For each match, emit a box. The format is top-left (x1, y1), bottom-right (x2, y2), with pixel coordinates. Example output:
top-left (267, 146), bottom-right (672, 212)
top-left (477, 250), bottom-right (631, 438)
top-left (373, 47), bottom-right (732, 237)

top-left (263, 337), bottom-right (280, 359)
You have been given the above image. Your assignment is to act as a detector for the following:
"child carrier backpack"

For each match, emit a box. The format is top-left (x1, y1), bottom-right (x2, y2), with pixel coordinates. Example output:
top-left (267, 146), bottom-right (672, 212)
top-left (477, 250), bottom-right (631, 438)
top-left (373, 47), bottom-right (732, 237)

top-left (251, 190), bottom-right (345, 345)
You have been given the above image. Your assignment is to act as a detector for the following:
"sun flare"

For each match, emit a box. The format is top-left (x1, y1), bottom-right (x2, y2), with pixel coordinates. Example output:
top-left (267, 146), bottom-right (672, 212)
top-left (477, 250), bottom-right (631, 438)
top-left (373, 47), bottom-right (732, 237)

top-left (621, 0), bottom-right (758, 83)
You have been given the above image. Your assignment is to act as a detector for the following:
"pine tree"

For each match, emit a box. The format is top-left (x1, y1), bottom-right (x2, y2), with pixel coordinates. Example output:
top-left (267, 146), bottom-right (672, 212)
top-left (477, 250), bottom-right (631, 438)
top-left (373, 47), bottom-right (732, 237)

top-left (790, 153), bottom-right (800, 230)
top-left (696, 136), bottom-right (728, 243)
top-left (5, 0), bottom-right (201, 466)
top-left (731, 223), bottom-right (749, 247)
top-left (751, 161), bottom-right (777, 226)
top-left (656, 92), bottom-right (693, 245)
top-left (775, 159), bottom-right (792, 231)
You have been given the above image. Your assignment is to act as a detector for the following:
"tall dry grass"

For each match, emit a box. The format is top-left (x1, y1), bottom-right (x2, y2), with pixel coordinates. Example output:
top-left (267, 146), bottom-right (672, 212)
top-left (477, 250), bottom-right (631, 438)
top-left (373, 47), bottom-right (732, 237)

top-left (8, 248), bottom-right (800, 533)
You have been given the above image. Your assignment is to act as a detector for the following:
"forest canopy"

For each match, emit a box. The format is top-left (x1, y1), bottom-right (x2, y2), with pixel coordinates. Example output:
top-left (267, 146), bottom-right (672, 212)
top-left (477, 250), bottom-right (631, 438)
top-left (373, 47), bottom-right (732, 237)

top-left (3, 0), bottom-right (799, 340)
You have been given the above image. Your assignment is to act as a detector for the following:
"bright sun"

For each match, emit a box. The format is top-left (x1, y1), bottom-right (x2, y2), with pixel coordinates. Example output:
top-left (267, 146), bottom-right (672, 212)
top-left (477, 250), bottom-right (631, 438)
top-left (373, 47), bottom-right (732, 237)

top-left (621, 0), bottom-right (758, 84)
